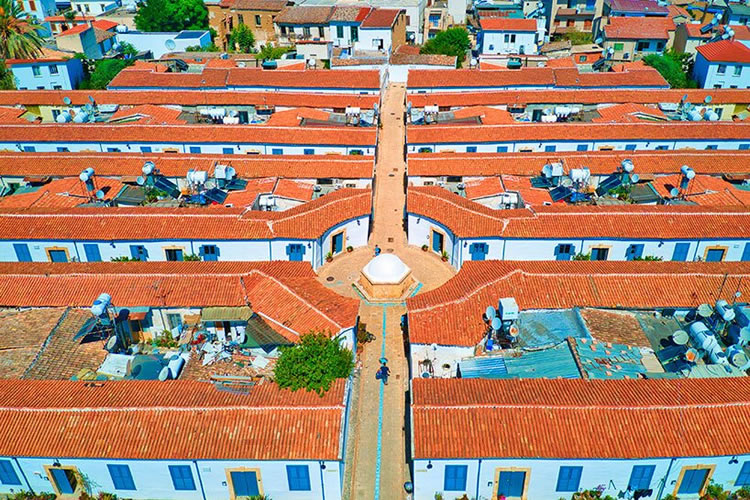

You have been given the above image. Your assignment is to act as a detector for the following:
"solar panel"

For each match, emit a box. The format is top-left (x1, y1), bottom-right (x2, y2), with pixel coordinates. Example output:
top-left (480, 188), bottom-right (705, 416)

top-left (204, 187), bottom-right (228, 204)
top-left (530, 176), bottom-right (552, 188)
top-left (549, 186), bottom-right (573, 202)
top-left (225, 178), bottom-right (248, 191)
top-left (595, 174), bottom-right (622, 196)
top-left (153, 176), bottom-right (180, 198)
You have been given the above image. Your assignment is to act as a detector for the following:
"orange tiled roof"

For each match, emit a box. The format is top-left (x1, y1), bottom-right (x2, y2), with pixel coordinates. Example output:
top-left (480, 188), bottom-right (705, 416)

top-left (697, 39), bottom-right (750, 64)
top-left (0, 188), bottom-right (372, 241)
top-left (0, 379), bottom-right (346, 460)
top-left (407, 150), bottom-right (750, 176)
top-left (0, 261), bottom-right (360, 337)
top-left (500, 174), bottom-right (552, 206)
top-left (0, 152), bottom-right (374, 179)
top-left (222, 177), bottom-right (276, 208)
top-left (406, 260), bottom-right (750, 346)
top-left (92, 19), bottom-right (118, 31)
top-left (0, 123), bottom-right (377, 146)
top-left (407, 122), bottom-right (750, 144)
top-left (464, 177), bottom-right (504, 200)
top-left (407, 185), bottom-right (750, 238)
top-left (604, 16), bottom-right (675, 40)
top-left (479, 18), bottom-right (537, 31)
top-left (592, 102), bottom-right (667, 122)
top-left (0, 177), bottom-right (126, 209)
top-left (412, 377), bottom-right (750, 459)
top-left (650, 173), bottom-right (750, 206)
top-left (0, 106), bottom-right (28, 123)
top-left (0, 90), bottom-right (380, 109)
top-left (360, 8), bottom-right (402, 28)
top-left (274, 178), bottom-right (315, 201)
top-left (264, 107), bottom-right (331, 126)
top-left (450, 105), bottom-right (515, 124)
top-left (108, 104), bottom-right (186, 124)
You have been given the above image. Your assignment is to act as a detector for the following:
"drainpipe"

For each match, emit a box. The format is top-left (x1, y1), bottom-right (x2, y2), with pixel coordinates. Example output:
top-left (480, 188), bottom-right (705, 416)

top-left (692, 241), bottom-right (701, 262)
top-left (13, 457), bottom-right (34, 495)
top-left (73, 243), bottom-right (81, 263)
top-left (319, 463), bottom-right (327, 500)
top-left (192, 461), bottom-right (207, 500)
top-left (656, 457), bottom-right (675, 500)
top-left (474, 458), bottom-right (482, 500)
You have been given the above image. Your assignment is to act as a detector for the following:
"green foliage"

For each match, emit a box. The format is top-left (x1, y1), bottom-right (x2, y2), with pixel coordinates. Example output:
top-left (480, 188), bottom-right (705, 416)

top-left (0, 0), bottom-right (45, 60)
top-left (8, 493), bottom-right (55, 500)
top-left (633, 255), bottom-right (663, 261)
top-left (441, 250), bottom-right (449, 260)
top-left (0, 62), bottom-right (14, 89)
top-left (118, 41), bottom-right (138, 57)
top-left (63, 8), bottom-right (77, 21)
top-left (230, 24), bottom-right (255, 52)
top-left (572, 252), bottom-right (591, 261)
top-left (186, 42), bottom-right (220, 52)
top-left (144, 186), bottom-right (167, 203)
top-left (608, 184), bottom-right (631, 200)
top-left (420, 27), bottom-right (470, 67)
top-left (663, 495), bottom-right (679, 500)
top-left (643, 50), bottom-right (697, 89)
top-left (561, 29), bottom-right (593, 46)
top-left (255, 43), bottom-right (293, 60)
top-left (155, 331), bottom-right (178, 348)
top-left (111, 256), bottom-right (141, 262)
top-left (702, 480), bottom-right (729, 500)
top-left (274, 332), bottom-right (354, 395)
top-left (134, 0), bottom-right (208, 32)
top-left (78, 58), bottom-right (133, 90)
top-left (572, 491), bottom-right (616, 500)
top-left (325, 251), bottom-right (333, 261)
top-left (183, 253), bottom-right (201, 261)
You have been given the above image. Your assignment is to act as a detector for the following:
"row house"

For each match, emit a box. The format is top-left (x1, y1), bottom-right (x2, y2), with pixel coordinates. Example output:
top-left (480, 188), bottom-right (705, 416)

top-left (478, 18), bottom-right (544, 55)
top-left (600, 16), bottom-right (675, 61)
top-left (694, 39), bottom-right (750, 89)
top-left (207, 0), bottom-right (288, 51)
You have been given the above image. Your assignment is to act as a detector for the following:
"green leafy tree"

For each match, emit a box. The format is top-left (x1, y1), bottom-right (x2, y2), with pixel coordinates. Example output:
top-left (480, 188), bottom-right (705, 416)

top-left (230, 24), bottom-right (255, 52)
top-left (134, 0), bottom-right (208, 32)
top-left (274, 332), bottom-right (353, 396)
top-left (186, 42), bottom-right (220, 52)
top-left (254, 43), bottom-right (292, 60)
top-left (118, 41), bottom-right (138, 57)
top-left (561, 28), bottom-right (593, 45)
top-left (0, 0), bottom-right (44, 60)
top-left (643, 50), bottom-right (697, 88)
top-left (78, 58), bottom-right (133, 89)
top-left (420, 27), bottom-right (470, 67)
top-left (62, 9), bottom-right (77, 21)
top-left (0, 63), bottom-right (14, 89)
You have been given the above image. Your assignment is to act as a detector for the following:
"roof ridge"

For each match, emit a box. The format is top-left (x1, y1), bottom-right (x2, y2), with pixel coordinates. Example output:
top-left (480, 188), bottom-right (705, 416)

top-left (413, 402), bottom-right (750, 410)
top-left (0, 405), bottom-right (345, 412)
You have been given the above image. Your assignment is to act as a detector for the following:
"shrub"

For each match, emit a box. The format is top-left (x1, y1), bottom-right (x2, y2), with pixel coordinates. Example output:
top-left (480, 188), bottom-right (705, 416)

top-left (572, 252), bottom-right (591, 261)
top-left (420, 27), bottom-right (471, 67)
top-left (274, 332), bottom-right (354, 395)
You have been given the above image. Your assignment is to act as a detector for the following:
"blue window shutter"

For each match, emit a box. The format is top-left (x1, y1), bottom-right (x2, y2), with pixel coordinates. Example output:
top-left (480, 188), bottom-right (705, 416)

top-left (286, 465), bottom-right (311, 491)
top-left (304, 148), bottom-right (314, 155)
top-left (497, 471), bottom-right (525, 497)
top-left (222, 147), bottom-right (234, 154)
top-left (231, 471), bottom-right (259, 496)
top-left (467, 146), bottom-right (477, 153)
top-left (130, 245), bottom-right (147, 261)
top-left (168, 465), bottom-right (195, 491)
top-left (576, 144), bottom-right (588, 151)
top-left (625, 144), bottom-right (637, 151)
top-left (678, 468), bottom-right (709, 494)
top-left (672, 243), bottom-right (690, 261)
top-left (23, 146), bottom-right (35, 152)
top-left (737, 462), bottom-right (750, 486)
top-left (140, 146), bottom-right (152, 153)
top-left (628, 465), bottom-right (655, 490)
top-left (497, 146), bottom-right (508, 152)
top-left (545, 145), bottom-right (556, 152)
top-left (272, 148), bottom-right (283, 155)
top-left (189, 146), bottom-right (201, 154)
top-left (556, 466), bottom-right (582, 492)
top-left (0, 459), bottom-right (21, 485)
top-left (706, 248), bottom-right (725, 262)
top-left (13, 243), bottom-right (32, 262)
top-left (626, 244), bottom-right (644, 260)
top-left (51, 468), bottom-right (74, 494)
top-left (444, 465), bottom-right (468, 491)
top-left (83, 244), bottom-right (102, 262)
top-left (742, 242), bottom-right (750, 262)
top-left (107, 464), bottom-right (136, 490)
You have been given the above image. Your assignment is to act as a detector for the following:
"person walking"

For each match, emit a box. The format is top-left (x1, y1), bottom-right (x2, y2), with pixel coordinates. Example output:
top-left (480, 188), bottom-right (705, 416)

top-left (374, 244), bottom-right (381, 256)
top-left (377, 360), bottom-right (390, 385)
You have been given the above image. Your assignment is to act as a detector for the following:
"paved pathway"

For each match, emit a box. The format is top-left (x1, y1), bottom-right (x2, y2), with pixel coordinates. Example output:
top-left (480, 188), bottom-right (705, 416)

top-left (320, 83), bottom-right (455, 500)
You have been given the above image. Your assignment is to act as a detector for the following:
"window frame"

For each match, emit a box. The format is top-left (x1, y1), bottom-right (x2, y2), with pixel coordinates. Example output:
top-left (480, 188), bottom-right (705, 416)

top-left (443, 464), bottom-right (468, 491)
top-left (286, 465), bottom-right (311, 491)
top-left (168, 465), bottom-right (196, 491)
top-left (556, 466), bottom-right (583, 492)
top-left (737, 461), bottom-right (750, 486)
top-left (107, 464), bottom-right (136, 491)
top-left (628, 465), bottom-right (655, 491)
top-left (0, 459), bottom-right (21, 486)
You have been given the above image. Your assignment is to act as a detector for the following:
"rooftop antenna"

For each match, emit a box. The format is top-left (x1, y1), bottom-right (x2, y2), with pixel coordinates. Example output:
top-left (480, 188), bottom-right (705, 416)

top-left (79, 167), bottom-right (98, 202)
top-left (678, 165), bottom-right (695, 199)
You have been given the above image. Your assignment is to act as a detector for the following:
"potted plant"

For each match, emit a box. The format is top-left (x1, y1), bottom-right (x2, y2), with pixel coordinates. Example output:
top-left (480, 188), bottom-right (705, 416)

top-left (346, 245), bottom-right (353, 253)
top-left (421, 244), bottom-right (428, 251)
top-left (441, 250), bottom-right (449, 262)
top-left (325, 252), bottom-right (333, 262)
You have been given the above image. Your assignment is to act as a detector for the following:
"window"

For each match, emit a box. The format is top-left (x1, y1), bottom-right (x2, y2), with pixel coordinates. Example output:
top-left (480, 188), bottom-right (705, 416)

top-left (0, 459), bottom-right (21, 485)
top-left (714, 84), bottom-right (723, 89)
top-left (580, 55), bottom-right (587, 62)
top-left (168, 465), bottom-right (195, 491)
top-left (189, 146), bottom-right (201, 154)
top-left (107, 148), bottom-right (121, 152)
top-left (672, 242), bottom-right (690, 261)
top-left (269, 148), bottom-right (283, 155)
top-left (636, 41), bottom-right (649, 51)
top-left (286, 243), bottom-right (305, 261)
top-left (497, 146), bottom-right (508, 152)
top-left (130, 245), bottom-right (148, 261)
top-left (255, 14), bottom-right (261, 26)
top-left (444, 465), bottom-right (468, 491)
top-left (13, 243), bottom-right (31, 262)
top-left (48, 249), bottom-right (68, 263)
top-left (737, 462), bottom-right (750, 486)
top-left (497, 470), bottom-right (526, 498)
top-left (32, 65), bottom-right (41, 76)
top-left (218, 147), bottom-right (232, 155)
top-left (304, 148), bottom-right (314, 155)
top-left (706, 248), bottom-right (725, 262)
top-left (705, 145), bottom-right (718, 150)
top-left (57, 147), bottom-right (69, 152)
top-left (556, 466), bottom-right (582, 492)
top-left (230, 471), bottom-right (260, 497)
top-left (237, 13), bottom-right (244, 23)
top-left (351, 25), bottom-right (358, 42)
top-left (303, 26), bottom-right (311, 37)
top-left (469, 242), bottom-right (488, 261)
top-left (107, 464), bottom-right (135, 491)
top-left (625, 243), bottom-right (644, 261)
top-left (166, 313), bottom-right (182, 330)
top-left (84, 244), bottom-right (101, 262)
top-left (678, 468), bottom-right (710, 495)
top-left (488, 44), bottom-right (494, 51)
top-left (318, 26), bottom-right (324, 37)
top-left (165, 248), bottom-right (183, 261)
top-left (629, 465), bottom-right (655, 491)
top-left (23, 146), bottom-right (35, 152)
top-left (614, 42), bottom-right (624, 51)
top-left (198, 245), bottom-right (217, 261)
top-left (743, 242), bottom-right (750, 262)
top-left (735, 65), bottom-right (743, 76)
top-left (332, 231), bottom-right (344, 254)
top-left (49, 64), bottom-right (59, 75)
top-left (140, 146), bottom-right (152, 153)
top-left (545, 145), bottom-right (556, 152)
top-left (591, 247), bottom-right (609, 261)
top-left (718, 64), bottom-right (727, 74)
top-left (49, 467), bottom-right (78, 494)
top-left (555, 243), bottom-right (575, 261)
top-left (576, 145), bottom-right (588, 152)
top-left (467, 146), bottom-right (477, 153)
top-left (286, 465), bottom-right (310, 491)
top-left (655, 145), bottom-right (669, 150)
top-left (625, 144), bottom-right (636, 151)
top-left (52, 109), bottom-right (61, 120)
top-left (337, 25), bottom-right (344, 38)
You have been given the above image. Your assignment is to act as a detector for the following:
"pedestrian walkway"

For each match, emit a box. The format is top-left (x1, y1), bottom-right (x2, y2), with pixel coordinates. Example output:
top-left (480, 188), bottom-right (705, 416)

top-left (322, 83), bottom-right (455, 500)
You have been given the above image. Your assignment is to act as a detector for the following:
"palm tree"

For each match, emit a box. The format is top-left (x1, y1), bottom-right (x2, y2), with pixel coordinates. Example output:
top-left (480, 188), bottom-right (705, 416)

top-left (0, 0), bottom-right (44, 60)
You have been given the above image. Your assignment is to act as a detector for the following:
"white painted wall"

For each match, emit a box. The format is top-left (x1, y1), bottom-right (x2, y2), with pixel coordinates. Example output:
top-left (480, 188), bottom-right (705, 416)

top-left (480, 29), bottom-right (538, 55)
top-left (410, 343), bottom-right (474, 378)
top-left (694, 53), bottom-right (750, 89)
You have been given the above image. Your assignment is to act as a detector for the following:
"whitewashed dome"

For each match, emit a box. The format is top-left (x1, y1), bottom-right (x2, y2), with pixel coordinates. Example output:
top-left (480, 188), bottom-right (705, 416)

top-left (362, 254), bottom-right (411, 284)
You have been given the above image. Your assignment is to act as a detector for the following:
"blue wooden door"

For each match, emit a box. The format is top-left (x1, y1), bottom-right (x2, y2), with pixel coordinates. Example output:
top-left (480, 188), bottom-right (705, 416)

top-left (51, 468), bottom-right (76, 494)
top-left (432, 230), bottom-right (444, 253)
top-left (201, 245), bottom-right (218, 261)
top-left (706, 248), bottom-right (725, 262)
top-left (672, 243), bottom-right (690, 261)
top-left (742, 242), bottom-right (750, 262)
top-left (230, 471), bottom-right (260, 497)
top-left (83, 244), bottom-right (101, 262)
top-left (332, 233), bottom-right (343, 254)
top-left (13, 243), bottom-right (31, 262)
top-left (287, 244), bottom-right (305, 261)
top-left (625, 244), bottom-right (644, 260)
top-left (497, 471), bottom-right (526, 497)
top-left (469, 243), bottom-right (488, 260)
top-left (49, 250), bottom-right (68, 263)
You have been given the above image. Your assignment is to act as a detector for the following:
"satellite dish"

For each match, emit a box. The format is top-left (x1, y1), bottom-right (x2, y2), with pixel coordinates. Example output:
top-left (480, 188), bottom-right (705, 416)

top-left (142, 161), bottom-right (155, 175)
top-left (697, 303), bottom-right (713, 318)
top-left (491, 317), bottom-right (502, 331)
top-left (681, 94), bottom-right (689, 102)
top-left (704, 95), bottom-right (712, 104)
top-left (672, 330), bottom-right (689, 345)
top-left (485, 306), bottom-right (496, 319)
top-left (105, 336), bottom-right (118, 351)
top-left (670, 187), bottom-right (680, 197)
top-left (63, 96), bottom-right (72, 106)
top-left (136, 176), bottom-right (146, 186)
top-left (630, 174), bottom-right (640, 183)
top-left (561, 178), bottom-right (573, 188)
top-left (165, 39), bottom-right (176, 51)
top-left (95, 190), bottom-right (105, 200)
top-left (735, 291), bottom-right (742, 299)
top-left (740, 326), bottom-right (750, 343)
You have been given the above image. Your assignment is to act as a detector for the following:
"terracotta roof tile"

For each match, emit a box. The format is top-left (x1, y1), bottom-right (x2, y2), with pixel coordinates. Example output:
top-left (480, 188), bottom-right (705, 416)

top-left (650, 173), bottom-right (750, 206)
top-left (274, 6), bottom-right (334, 24)
top-left (57, 23), bottom-right (91, 37)
top-left (108, 104), bottom-right (186, 124)
top-left (222, 177), bottom-right (276, 207)
top-left (479, 18), bottom-right (537, 31)
top-left (0, 177), bottom-right (126, 209)
top-left (592, 102), bottom-right (667, 122)
top-left (696, 39), bottom-right (750, 63)
top-left (500, 174), bottom-right (552, 206)
top-left (406, 260), bottom-right (750, 346)
top-left (407, 150), bottom-right (750, 176)
top-left (450, 105), bottom-right (515, 124)
top-left (229, 0), bottom-right (287, 11)
top-left (604, 16), bottom-right (675, 40)
top-left (361, 8), bottom-right (402, 28)
top-left (0, 308), bottom-right (66, 379)
top-left (331, 6), bottom-right (372, 22)
top-left (0, 379), bottom-right (346, 460)
top-left (579, 308), bottom-right (651, 346)
top-left (463, 177), bottom-right (504, 200)
top-left (92, 19), bottom-right (118, 31)
top-left (606, 0), bottom-right (669, 13)
top-left (273, 178), bottom-right (315, 201)
top-left (412, 377), bottom-right (750, 459)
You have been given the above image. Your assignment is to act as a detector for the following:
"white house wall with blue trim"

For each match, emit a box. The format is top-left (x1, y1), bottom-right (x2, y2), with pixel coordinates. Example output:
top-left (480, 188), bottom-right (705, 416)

top-left (10, 58), bottom-right (85, 91)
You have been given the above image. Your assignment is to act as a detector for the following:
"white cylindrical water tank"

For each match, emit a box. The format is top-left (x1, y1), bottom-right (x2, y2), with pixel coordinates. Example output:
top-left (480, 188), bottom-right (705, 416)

top-left (681, 165), bottom-right (695, 179)
top-left (90, 293), bottom-right (111, 317)
top-left (167, 355), bottom-right (185, 379)
top-left (689, 321), bottom-right (717, 351)
top-left (715, 299), bottom-right (736, 322)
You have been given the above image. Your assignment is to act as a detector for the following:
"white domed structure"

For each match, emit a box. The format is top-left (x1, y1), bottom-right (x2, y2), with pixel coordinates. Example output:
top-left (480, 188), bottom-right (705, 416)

top-left (358, 254), bottom-right (416, 299)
